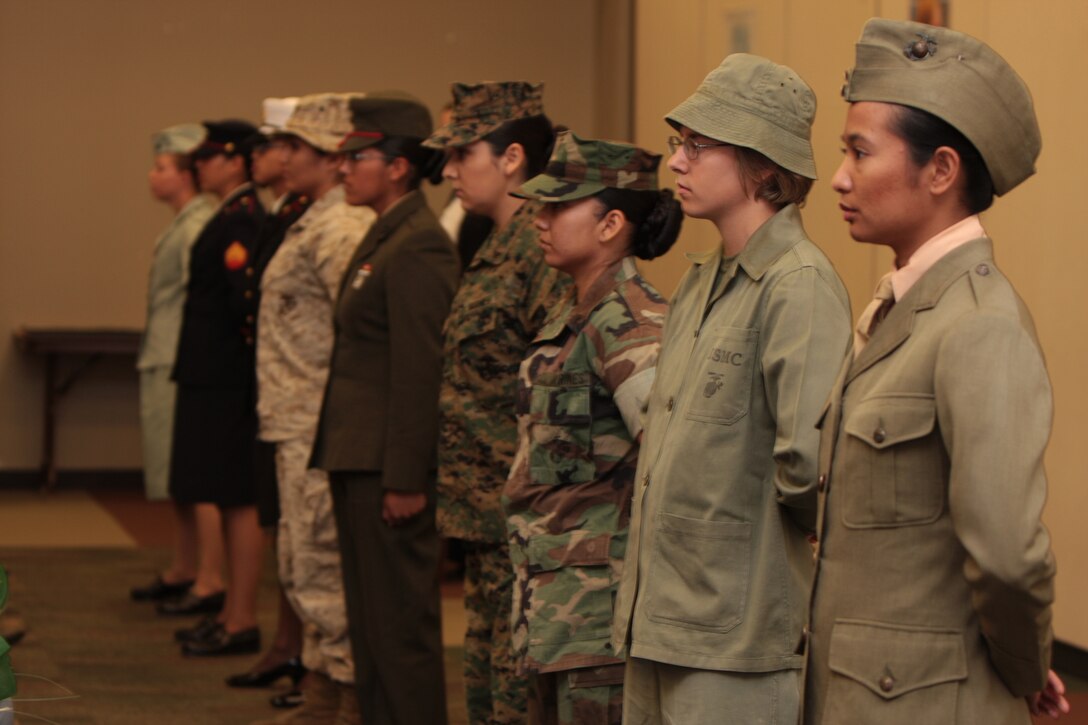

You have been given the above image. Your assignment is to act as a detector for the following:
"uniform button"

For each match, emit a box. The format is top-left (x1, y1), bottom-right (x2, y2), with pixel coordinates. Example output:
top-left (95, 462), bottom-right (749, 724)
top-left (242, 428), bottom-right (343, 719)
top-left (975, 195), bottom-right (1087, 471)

top-left (801, 625), bottom-right (809, 643)
top-left (693, 329), bottom-right (699, 338)
top-left (244, 290), bottom-right (254, 299)
top-left (641, 474), bottom-right (649, 488)
top-left (666, 397), bottom-right (674, 412)
top-left (879, 675), bottom-right (895, 692)
top-left (245, 314), bottom-right (255, 324)
top-left (245, 336), bottom-right (254, 346)
top-left (817, 474), bottom-right (827, 492)
top-left (245, 267), bottom-right (254, 277)
top-left (873, 428), bottom-right (886, 444)
top-left (975, 263), bottom-right (990, 276)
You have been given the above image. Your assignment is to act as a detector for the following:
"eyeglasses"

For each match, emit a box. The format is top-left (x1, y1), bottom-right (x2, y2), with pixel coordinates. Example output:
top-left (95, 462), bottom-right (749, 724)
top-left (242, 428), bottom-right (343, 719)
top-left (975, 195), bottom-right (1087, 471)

top-left (667, 135), bottom-right (731, 160)
top-left (345, 150), bottom-right (392, 163)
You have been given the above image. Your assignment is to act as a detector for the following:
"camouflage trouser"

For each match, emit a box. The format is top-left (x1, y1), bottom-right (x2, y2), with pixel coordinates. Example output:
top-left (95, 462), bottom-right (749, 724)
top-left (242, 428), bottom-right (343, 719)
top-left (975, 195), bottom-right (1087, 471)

top-left (464, 541), bottom-right (527, 724)
top-left (528, 665), bottom-right (624, 725)
top-left (275, 436), bottom-right (353, 684)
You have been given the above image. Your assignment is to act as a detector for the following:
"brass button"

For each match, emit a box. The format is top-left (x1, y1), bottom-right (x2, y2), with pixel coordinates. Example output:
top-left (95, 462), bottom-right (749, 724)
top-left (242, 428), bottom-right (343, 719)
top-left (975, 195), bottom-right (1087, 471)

top-left (666, 397), bottom-right (674, 412)
top-left (975, 263), bottom-right (990, 276)
top-left (817, 474), bottom-right (827, 493)
top-left (244, 290), bottom-right (254, 299)
top-left (245, 267), bottom-right (255, 277)
top-left (245, 336), bottom-right (255, 346)
top-left (879, 675), bottom-right (895, 692)
top-left (245, 314), bottom-right (255, 324)
top-left (873, 428), bottom-right (886, 444)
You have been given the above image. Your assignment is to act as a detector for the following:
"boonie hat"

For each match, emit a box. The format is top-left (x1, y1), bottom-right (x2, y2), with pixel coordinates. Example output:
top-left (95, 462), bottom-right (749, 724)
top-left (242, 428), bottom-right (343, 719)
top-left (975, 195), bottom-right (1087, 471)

top-left (338, 91), bottom-right (433, 153)
top-left (843, 18), bottom-right (1040, 196)
top-left (514, 130), bottom-right (661, 203)
top-left (152, 123), bottom-right (205, 156)
top-left (283, 93), bottom-right (363, 153)
top-left (258, 97), bottom-right (299, 136)
top-left (666, 53), bottom-right (817, 179)
top-left (192, 120), bottom-right (258, 159)
top-left (423, 81), bottom-right (544, 149)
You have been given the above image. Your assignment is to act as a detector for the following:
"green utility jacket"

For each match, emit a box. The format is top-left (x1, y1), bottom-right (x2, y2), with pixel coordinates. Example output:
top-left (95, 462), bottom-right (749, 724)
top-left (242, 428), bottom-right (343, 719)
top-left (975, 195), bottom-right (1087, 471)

top-left (802, 238), bottom-right (1056, 725)
top-left (613, 204), bottom-right (851, 672)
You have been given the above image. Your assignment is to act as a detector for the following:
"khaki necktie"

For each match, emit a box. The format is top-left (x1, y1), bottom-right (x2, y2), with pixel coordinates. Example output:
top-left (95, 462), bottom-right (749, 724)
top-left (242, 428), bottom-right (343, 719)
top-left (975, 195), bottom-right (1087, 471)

top-left (853, 273), bottom-right (895, 357)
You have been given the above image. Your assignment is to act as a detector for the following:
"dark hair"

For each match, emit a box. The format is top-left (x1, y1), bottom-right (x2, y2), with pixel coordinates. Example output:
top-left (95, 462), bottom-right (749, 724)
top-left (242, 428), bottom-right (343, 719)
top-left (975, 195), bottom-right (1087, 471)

top-left (890, 104), bottom-right (994, 214)
top-left (732, 146), bottom-right (814, 208)
top-left (482, 115), bottom-right (556, 179)
top-left (375, 136), bottom-right (446, 190)
top-left (594, 187), bottom-right (683, 261)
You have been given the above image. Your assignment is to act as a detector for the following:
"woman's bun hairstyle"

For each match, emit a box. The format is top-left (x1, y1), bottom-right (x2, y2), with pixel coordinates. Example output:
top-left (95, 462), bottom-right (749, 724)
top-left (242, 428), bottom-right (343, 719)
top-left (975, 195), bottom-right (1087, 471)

top-left (595, 187), bottom-right (683, 261)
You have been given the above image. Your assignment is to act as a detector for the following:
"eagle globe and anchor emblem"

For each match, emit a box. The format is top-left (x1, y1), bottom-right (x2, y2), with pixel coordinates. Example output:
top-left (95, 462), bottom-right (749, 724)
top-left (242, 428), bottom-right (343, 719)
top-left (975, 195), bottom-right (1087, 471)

top-left (703, 372), bottom-right (725, 398)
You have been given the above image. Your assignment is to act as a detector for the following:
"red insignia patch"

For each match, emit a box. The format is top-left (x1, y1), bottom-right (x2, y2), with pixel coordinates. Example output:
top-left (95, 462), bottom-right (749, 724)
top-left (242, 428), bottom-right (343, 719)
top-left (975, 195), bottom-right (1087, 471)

top-left (224, 241), bottom-right (248, 270)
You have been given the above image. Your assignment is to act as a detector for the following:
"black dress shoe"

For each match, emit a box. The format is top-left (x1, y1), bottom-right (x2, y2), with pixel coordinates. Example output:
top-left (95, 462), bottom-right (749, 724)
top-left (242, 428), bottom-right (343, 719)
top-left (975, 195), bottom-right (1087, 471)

top-left (130, 576), bottom-right (195, 602)
top-left (270, 688), bottom-right (304, 709)
top-left (225, 656), bottom-right (305, 688)
top-left (181, 627), bottom-right (260, 657)
top-left (156, 590), bottom-right (225, 616)
top-left (174, 616), bottom-right (222, 643)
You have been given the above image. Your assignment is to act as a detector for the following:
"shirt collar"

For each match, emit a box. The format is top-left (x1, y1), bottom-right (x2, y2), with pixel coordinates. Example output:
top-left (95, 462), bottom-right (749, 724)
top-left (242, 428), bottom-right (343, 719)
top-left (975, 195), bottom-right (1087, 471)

top-left (683, 204), bottom-right (805, 281)
top-left (889, 215), bottom-right (986, 301)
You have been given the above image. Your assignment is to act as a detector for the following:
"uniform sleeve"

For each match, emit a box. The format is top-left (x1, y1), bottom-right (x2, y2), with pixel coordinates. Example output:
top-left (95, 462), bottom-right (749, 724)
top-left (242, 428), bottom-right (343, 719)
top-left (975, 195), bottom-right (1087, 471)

top-left (761, 267), bottom-right (852, 533)
top-left (314, 214), bottom-right (370, 302)
top-left (935, 310), bottom-right (1055, 696)
top-left (589, 304), bottom-right (664, 439)
top-left (382, 231), bottom-right (459, 491)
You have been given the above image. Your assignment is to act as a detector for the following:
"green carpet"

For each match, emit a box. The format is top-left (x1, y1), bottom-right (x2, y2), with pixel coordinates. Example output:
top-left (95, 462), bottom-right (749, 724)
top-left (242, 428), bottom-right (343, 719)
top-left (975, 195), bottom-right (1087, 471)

top-left (0, 548), bottom-right (466, 724)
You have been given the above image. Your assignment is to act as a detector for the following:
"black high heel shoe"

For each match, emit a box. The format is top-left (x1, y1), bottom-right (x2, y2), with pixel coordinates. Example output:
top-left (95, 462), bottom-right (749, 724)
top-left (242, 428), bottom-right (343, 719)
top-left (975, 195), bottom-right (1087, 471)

top-left (225, 656), bottom-right (305, 688)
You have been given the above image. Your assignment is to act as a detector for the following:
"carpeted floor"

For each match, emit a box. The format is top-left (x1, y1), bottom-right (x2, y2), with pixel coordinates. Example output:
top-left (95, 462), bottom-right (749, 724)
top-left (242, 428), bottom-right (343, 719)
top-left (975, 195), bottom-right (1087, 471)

top-left (0, 547), bottom-right (467, 725)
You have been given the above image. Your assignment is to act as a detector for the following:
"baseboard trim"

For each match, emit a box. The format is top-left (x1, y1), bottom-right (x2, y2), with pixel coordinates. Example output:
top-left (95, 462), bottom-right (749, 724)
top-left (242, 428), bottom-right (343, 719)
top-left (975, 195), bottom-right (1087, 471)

top-left (0, 469), bottom-right (142, 489)
top-left (1055, 640), bottom-right (1088, 680)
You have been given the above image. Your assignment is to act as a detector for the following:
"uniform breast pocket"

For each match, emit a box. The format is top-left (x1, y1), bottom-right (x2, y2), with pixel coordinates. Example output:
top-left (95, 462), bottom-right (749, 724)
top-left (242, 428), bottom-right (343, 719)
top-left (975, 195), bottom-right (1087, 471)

top-left (529, 372), bottom-right (595, 486)
top-left (684, 327), bottom-right (758, 425)
top-left (840, 395), bottom-right (947, 528)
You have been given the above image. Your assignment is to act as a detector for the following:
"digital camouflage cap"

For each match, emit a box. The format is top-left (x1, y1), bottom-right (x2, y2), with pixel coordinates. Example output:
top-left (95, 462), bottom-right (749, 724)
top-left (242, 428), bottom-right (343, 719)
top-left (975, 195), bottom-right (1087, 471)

top-left (284, 92), bottom-right (363, 153)
top-left (843, 18), bottom-right (1040, 196)
top-left (423, 81), bottom-right (544, 149)
top-left (514, 130), bottom-right (662, 203)
top-left (338, 91), bottom-right (432, 153)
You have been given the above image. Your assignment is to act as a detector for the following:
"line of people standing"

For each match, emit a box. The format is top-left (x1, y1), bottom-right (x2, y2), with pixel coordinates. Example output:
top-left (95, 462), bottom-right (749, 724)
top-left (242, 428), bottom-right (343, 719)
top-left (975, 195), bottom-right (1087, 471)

top-left (131, 15), bottom-right (1067, 725)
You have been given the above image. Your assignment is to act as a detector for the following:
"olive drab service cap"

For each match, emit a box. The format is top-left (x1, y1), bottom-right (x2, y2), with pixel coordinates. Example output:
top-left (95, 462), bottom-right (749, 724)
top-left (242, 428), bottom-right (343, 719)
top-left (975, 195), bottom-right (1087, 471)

top-left (843, 18), bottom-right (1040, 196)
top-left (423, 81), bottom-right (545, 149)
top-left (337, 91), bottom-right (433, 153)
top-left (514, 130), bottom-right (662, 203)
top-left (152, 123), bottom-right (205, 156)
top-left (667, 53), bottom-right (818, 179)
top-left (284, 93), bottom-right (364, 153)
top-left (192, 120), bottom-right (259, 159)
top-left (258, 97), bottom-right (299, 136)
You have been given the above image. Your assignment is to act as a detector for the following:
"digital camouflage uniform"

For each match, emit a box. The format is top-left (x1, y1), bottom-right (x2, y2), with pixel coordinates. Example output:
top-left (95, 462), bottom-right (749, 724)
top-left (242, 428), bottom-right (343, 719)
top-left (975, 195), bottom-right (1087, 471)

top-left (503, 133), bottom-right (668, 725)
top-left (257, 182), bottom-right (373, 685)
top-left (425, 81), bottom-right (571, 725)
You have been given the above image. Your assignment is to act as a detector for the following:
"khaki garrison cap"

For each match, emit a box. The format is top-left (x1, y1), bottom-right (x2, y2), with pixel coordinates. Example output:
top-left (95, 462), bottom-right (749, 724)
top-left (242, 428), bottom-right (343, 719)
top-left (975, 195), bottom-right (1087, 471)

top-left (843, 18), bottom-right (1040, 196)
top-left (423, 81), bottom-right (544, 149)
top-left (514, 130), bottom-right (662, 203)
top-left (152, 123), bottom-right (205, 156)
top-left (667, 54), bottom-right (818, 179)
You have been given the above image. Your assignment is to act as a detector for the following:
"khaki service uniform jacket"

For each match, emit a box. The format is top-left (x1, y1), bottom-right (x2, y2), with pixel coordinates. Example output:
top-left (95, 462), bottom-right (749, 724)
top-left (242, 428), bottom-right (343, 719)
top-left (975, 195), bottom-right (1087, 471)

top-left (802, 238), bottom-right (1056, 725)
top-left (310, 191), bottom-right (459, 491)
top-left (612, 205), bottom-right (852, 672)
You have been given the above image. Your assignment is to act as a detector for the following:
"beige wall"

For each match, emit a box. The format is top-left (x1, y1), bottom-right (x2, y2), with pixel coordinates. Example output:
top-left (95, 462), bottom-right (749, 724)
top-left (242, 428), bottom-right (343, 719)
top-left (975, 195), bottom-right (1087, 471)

top-left (0, 0), bottom-right (621, 471)
top-left (635, 0), bottom-right (1088, 649)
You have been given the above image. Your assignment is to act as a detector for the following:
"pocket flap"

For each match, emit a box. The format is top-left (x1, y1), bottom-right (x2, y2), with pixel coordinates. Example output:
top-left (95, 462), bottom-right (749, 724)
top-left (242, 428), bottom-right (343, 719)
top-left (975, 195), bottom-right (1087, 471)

top-left (828, 620), bottom-right (967, 700)
top-left (843, 396), bottom-right (936, 449)
top-left (527, 532), bottom-right (611, 572)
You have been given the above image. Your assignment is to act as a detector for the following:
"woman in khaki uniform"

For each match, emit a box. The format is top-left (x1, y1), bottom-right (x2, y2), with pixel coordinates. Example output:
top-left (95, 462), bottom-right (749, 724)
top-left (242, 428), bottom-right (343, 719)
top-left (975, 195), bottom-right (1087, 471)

top-left (802, 19), bottom-right (1067, 724)
top-left (610, 55), bottom-right (852, 724)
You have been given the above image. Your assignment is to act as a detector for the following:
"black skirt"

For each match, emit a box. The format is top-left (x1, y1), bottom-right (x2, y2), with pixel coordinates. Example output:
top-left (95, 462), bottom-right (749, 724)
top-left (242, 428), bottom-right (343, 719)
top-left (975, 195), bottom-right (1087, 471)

top-left (169, 385), bottom-right (257, 507)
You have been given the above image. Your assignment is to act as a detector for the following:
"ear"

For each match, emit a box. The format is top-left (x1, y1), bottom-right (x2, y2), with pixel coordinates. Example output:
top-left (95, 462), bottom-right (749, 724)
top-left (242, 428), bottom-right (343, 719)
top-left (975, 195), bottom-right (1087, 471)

top-left (500, 142), bottom-right (527, 179)
top-left (386, 155), bottom-right (411, 186)
top-left (927, 146), bottom-right (961, 197)
top-left (597, 208), bottom-right (627, 244)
